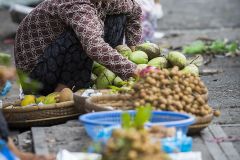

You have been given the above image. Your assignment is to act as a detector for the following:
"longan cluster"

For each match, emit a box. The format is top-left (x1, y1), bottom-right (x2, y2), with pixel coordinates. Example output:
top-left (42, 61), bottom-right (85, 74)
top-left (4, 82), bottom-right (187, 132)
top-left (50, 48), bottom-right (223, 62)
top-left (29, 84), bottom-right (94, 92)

top-left (102, 128), bottom-right (169, 160)
top-left (130, 67), bottom-right (212, 117)
top-left (148, 126), bottom-right (176, 139)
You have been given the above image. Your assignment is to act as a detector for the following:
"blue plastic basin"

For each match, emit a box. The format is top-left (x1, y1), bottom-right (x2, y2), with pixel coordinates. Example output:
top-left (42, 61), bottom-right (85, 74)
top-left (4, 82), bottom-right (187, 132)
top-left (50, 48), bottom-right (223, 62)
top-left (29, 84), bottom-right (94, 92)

top-left (79, 110), bottom-right (195, 140)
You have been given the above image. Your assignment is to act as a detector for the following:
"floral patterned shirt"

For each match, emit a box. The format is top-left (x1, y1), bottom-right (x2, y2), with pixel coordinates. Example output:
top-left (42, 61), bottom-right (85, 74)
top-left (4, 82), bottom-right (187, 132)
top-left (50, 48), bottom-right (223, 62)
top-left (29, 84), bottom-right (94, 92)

top-left (14, 0), bottom-right (142, 80)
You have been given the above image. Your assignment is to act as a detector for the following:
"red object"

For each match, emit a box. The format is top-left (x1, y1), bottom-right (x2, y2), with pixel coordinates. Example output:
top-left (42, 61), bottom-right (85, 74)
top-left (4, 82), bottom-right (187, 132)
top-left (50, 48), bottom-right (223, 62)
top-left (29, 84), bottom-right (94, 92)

top-left (3, 38), bottom-right (15, 45)
top-left (139, 66), bottom-right (159, 77)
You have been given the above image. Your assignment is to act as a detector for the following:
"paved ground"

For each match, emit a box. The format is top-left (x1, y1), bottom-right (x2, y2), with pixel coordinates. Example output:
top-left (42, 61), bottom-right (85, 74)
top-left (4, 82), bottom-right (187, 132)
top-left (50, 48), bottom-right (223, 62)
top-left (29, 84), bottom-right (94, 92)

top-left (157, 0), bottom-right (240, 47)
top-left (0, 0), bottom-right (240, 157)
top-left (160, 0), bottom-right (240, 30)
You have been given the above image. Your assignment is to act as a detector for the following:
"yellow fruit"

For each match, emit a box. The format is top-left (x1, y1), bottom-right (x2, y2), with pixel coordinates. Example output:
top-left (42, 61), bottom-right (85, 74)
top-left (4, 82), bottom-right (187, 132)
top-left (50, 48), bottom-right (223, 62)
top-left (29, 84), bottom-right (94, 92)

top-left (214, 110), bottom-right (221, 117)
top-left (43, 95), bottom-right (57, 105)
top-left (59, 88), bottom-right (73, 102)
top-left (21, 95), bottom-right (36, 107)
top-left (48, 92), bottom-right (60, 98)
top-left (36, 96), bottom-right (46, 104)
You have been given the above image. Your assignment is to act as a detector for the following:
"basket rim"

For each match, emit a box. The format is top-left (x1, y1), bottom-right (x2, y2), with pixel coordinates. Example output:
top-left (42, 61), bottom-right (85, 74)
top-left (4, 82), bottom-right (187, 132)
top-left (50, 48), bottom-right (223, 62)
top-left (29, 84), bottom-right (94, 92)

top-left (85, 94), bottom-right (127, 102)
top-left (84, 94), bottom-right (131, 112)
top-left (7, 113), bottom-right (80, 124)
top-left (189, 122), bottom-right (211, 128)
top-left (3, 101), bottom-right (74, 113)
top-left (74, 89), bottom-right (112, 95)
top-left (79, 110), bottom-right (196, 127)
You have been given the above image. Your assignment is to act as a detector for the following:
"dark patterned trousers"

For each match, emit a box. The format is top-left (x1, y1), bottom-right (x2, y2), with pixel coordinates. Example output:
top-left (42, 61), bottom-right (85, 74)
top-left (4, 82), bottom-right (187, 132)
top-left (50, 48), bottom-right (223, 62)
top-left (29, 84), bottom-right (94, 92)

top-left (0, 111), bottom-right (9, 142)
top-left (29, 15), bottom-right (126, 95)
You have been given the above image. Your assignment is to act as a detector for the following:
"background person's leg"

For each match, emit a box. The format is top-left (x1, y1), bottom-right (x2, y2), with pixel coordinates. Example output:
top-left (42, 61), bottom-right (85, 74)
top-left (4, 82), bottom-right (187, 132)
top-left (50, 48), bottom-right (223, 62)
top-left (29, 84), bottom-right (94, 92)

top-left (0, 111), bottom-right (9, 142)
top-left (104, 14), bottom-right (127, 48)
top-left (59, 31), bottom-right (93, 92)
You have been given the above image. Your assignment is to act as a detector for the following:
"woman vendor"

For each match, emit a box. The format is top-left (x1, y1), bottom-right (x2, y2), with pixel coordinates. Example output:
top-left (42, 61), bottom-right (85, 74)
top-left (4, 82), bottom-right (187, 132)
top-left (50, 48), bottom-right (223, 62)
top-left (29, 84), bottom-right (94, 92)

top-left (14, 0), bottom-right (142, 95)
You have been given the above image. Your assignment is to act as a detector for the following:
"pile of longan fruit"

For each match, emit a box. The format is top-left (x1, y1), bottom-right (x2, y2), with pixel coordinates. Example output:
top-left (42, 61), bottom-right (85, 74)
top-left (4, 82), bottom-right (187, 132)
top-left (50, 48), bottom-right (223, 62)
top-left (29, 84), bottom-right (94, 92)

top-left (129, 67), bottom-right (220, 117)
top-left (102, 128), bottom-right (170, 160)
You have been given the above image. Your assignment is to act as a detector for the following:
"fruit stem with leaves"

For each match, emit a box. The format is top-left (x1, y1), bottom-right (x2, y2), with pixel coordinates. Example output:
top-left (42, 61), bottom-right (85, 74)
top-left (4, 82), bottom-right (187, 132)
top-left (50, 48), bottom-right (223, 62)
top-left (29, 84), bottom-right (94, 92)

top-left (122, 104), bottom-right (152, 130)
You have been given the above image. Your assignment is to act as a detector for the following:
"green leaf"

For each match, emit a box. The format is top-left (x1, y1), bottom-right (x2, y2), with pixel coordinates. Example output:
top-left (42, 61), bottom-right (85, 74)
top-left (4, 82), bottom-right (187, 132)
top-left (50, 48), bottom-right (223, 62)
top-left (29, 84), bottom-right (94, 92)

top-left (183, 41), bottom-right (206, 55)
top-left (209, 40), bottom-right (226, 54)
top-left (119, 81), bottom-right (128, 86)
top-left (121, 104), bottom-right (152, 130)
top-left (109, 85), bottom-right (129, 94)
top-left (109, 85), bottom-right (122, 91)
top-left (0, 52), bottom-right (11, 66)
top-left (122, 112), bottom-right (132, 129)
top-left (133, 104), bottom-right (152, 129)
top-left (226, 42), bottom-right (238, 53)
top-left (17, 70), bottom-right (42, 94)
top-left (90, 142), bottom-right (103, 153)
top-left (116, 138), bottom-right (126, 148)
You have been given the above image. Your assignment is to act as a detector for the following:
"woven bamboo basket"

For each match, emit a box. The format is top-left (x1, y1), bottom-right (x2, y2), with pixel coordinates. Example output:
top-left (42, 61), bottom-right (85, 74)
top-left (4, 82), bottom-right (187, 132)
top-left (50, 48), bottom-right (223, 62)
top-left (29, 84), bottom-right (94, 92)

top-left (85, 95), bottom-right (214, 133)
top-left (84, 95), bottom-right (132, 112)
top-left (74, 89), bottom-right (115, 113)
top-left (188, 113), bottom-right (213, 134)
top-left (2, 101), bottom-right (80, 128)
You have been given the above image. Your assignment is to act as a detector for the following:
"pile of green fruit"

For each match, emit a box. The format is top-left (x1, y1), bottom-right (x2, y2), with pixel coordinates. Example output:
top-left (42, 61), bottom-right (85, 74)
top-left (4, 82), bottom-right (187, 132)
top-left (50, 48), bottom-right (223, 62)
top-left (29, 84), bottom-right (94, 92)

top-left (0, 52), bottom-right (11, 66)
top-left (127, 67), bottom-right (221, 117)
top-left (20, 88), bottom-right (73, 107)
top-left (92, 42), bottom-right (200, 89)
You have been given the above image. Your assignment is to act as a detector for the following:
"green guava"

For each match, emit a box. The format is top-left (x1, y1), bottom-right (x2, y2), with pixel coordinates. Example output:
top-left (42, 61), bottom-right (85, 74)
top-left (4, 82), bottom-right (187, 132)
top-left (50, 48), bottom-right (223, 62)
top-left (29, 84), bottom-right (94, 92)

top-left (129, 51), bottom-right (149, 64)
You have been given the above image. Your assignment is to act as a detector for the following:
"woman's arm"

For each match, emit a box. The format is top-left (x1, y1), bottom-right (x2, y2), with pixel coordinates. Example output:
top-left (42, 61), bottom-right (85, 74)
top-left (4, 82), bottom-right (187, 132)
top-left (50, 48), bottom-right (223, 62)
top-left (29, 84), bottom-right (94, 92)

top-left (0, 111), bottom-right (9, 142)
top-left (58, 2), bottom-right (137, 80)
top-left (125, 0), bottom-right (142, 47)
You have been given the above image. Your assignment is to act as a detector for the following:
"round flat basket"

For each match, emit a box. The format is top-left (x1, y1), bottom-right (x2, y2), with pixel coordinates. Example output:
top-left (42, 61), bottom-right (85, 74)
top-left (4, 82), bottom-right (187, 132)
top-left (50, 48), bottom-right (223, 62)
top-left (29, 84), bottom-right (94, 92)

top-left (188, 113), bottom-right (213, 134)
top-left (188, 122), bottom-right (211, 135)
top-left (84, 95), bottom-right (131, 112)
top-left (195, 113), bottom-right (213, 124)
top-left (2, 101), bottom-right (80, 128)
top-left (73, 89), bottom-right (113, 113)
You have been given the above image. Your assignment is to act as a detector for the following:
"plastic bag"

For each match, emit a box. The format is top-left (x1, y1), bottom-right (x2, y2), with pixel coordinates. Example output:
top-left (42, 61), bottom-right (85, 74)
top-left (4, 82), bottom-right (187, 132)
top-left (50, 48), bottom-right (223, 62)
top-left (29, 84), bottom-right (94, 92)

top-left (81, 89), bottom-right (103, 98)
top-left (0, 81), bottom-right (12, 97)
top-left (153, 3), bottom-right (164, 19)
top-left (169, 152), bottom-right (202, 160)
top-left (56, 150), bottom-right (101, 160)
top-left (94, 125), bottom-right (193, 153)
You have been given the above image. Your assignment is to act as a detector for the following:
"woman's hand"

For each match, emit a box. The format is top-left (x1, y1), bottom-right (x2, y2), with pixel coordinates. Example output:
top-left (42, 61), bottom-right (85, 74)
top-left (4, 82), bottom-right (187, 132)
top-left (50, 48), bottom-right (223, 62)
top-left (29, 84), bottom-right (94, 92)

top-left (132, 64), bottom-right (145, 78)
top-left (129, 46), bottom-right (136, 52)
top-left (133, 68), bottom-right (140, 78)
top-left (0, 66), bottom-right (16, 85)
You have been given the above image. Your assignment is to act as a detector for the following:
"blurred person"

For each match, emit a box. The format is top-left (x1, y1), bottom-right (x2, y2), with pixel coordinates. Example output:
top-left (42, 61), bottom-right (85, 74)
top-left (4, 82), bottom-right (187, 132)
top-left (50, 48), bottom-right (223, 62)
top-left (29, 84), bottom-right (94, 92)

top-left (0, 66), bottom-right (55, 160)
top-left (0, 66), bottom-right (15, 97)
top-left (137, 0), bottom-right (164, 42)
top-left (14, 0), bottom-right (142, 96)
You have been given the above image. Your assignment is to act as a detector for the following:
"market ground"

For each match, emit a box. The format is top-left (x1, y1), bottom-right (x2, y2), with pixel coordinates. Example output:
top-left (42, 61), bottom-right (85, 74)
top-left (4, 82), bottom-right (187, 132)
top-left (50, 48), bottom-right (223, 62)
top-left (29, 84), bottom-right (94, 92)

top-left (0, 0), bottom-right (240, 154)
